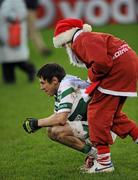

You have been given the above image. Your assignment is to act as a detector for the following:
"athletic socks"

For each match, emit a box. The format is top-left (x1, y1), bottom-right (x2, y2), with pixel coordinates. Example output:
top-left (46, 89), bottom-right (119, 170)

top-left (85, 145), bottom-right (114, 173)
top-left (97, 145), bottom-right (112, 166)
top-left (81, 144), bottom-right (92, 154)
top-left (80, 145), bottom-right (97, 170)
top-left (97, 153), bottom-right (112, 166)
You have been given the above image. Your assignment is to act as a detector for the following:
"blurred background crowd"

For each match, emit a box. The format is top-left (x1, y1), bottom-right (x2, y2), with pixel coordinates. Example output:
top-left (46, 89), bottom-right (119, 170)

top-left (0, 0), bottom-right (51, 84)
top-left (0, 0), bottom-right (138, 84)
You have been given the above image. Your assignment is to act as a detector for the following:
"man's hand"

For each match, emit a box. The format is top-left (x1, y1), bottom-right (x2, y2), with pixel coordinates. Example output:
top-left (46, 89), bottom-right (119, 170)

top-left (23, 118), bottom-right (41, 133)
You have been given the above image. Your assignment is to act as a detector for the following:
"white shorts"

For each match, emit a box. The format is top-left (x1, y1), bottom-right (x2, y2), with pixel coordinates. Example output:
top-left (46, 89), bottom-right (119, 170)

top-left (67, 120), bottom-right (117, 143)
top-left (67, 120), bottom-right (89, 140)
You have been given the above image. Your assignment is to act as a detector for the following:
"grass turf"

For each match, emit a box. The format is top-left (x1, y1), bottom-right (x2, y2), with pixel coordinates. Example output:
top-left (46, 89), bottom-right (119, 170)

top-left (0, 24), bottom-right (138, 180)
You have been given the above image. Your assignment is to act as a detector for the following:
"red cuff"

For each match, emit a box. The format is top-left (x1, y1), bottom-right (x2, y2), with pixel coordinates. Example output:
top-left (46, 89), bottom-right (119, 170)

top-left (85, 81), bottom-right (101, 95)
top-left (97, 145), bottom-right (110, 154)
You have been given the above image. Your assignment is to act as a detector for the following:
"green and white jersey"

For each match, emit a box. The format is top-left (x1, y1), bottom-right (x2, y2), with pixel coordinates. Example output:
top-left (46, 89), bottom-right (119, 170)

top-left (54, 75), bottom-right (117, 142)
top-left (54, 75), bottom-right (89, 124)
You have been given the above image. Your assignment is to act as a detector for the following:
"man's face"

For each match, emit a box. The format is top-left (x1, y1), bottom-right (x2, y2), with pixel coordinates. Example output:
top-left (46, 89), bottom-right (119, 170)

top-left (39, 77), bottom-right (59, 96)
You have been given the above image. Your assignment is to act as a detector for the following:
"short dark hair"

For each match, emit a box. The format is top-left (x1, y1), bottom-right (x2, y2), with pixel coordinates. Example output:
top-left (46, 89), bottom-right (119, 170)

top-left (37, 63), bottom-right (66, 83)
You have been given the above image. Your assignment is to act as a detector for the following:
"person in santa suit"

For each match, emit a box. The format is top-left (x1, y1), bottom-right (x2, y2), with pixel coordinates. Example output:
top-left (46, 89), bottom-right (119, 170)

top-left (53, 18), bottom-right (138, 173)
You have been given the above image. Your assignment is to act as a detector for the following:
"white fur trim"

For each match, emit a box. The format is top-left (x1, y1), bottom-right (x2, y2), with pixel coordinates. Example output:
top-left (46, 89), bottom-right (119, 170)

top-left (65, 44), bottom-right (86, 68)
top-left (73, 30), bottom-right (83, 41)
top-left (53, 27), bottom-right (79, 48)
top-left (98, 86), bottom-right (137, 97)
top-left (83, 24), bottom-right (92, 32)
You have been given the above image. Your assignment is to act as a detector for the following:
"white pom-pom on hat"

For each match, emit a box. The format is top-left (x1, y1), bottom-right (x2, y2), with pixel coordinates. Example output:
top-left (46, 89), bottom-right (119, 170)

top-left (83, 24), bottom-right (92, 32)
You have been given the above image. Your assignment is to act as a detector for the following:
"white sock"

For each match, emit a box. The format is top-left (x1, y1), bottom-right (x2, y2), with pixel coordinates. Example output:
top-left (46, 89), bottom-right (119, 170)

top-left (97, 153), bottom-right (112, 166)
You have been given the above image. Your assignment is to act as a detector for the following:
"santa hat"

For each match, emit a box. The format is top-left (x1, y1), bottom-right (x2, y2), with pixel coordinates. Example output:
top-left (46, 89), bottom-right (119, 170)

top-left (53, 18), bottom-right (92, 48)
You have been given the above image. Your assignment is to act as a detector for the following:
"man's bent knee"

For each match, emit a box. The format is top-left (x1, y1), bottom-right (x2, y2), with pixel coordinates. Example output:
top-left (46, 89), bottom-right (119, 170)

top-left (47, 126), bottom-right (62, 141)
top-left (47, 127), bottom-right (56, 141)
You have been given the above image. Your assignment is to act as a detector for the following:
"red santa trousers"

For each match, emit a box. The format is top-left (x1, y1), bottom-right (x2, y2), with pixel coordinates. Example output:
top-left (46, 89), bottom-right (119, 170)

top-left (88, 90), bottom-right (138, 145)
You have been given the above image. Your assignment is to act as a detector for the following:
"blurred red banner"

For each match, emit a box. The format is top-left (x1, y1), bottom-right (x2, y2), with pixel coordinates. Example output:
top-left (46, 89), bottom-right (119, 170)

top-left (36, 0), bottom-right (138, 28)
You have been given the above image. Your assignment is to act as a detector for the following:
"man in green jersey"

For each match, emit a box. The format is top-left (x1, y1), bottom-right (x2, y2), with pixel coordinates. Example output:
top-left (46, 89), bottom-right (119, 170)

top-left (23, 63), bottom-right (116, 170)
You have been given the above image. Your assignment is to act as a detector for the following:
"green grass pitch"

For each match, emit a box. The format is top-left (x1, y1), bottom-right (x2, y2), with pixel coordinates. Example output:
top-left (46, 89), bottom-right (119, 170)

top-left (0, 24), bottom-right (138, 180)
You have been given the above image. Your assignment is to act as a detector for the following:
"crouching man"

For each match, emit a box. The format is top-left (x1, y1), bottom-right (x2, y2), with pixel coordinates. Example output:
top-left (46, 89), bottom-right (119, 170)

top-left (23, 63), bottom-right (116, 170)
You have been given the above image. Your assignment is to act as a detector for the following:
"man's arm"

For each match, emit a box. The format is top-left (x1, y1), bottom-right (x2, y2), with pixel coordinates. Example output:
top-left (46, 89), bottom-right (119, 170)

top-left (38, 112), bottom-right (69, 127)
top-left (23, 112), bottom-right (69, 133)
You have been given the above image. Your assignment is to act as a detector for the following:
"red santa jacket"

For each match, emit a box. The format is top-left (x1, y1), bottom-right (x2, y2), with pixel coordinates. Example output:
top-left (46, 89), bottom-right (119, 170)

top-left (72, 32), bottom-right (138, 97)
